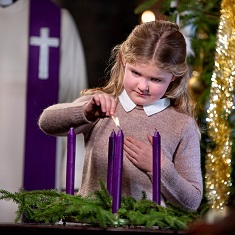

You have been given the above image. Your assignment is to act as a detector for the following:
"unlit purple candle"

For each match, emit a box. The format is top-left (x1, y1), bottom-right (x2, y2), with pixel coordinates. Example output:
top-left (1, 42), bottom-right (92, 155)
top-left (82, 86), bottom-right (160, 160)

top-left (112, 129), bottom-right (124, 213)
top-left (152, 130), bottom-right (161, 205)
top-left (66, 127), bottom-right (76, 195)
top-left (107, 130), bottom-right (116, 196)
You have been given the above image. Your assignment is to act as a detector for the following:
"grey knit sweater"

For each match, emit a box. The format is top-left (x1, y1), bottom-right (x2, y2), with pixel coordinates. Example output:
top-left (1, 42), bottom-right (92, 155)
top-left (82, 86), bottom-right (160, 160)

top-left (38, 95), bottom-right (203, 211)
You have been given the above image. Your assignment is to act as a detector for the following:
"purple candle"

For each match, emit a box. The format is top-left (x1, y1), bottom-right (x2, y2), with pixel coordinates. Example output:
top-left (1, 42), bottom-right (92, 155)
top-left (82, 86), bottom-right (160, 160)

top-left (107, 130), bottom-right (116, 196)
top-left (152, 130), bottom-right (161, 205)
top-left (112, 129), bottom-right (124, 213)
top-left (66, 127), bottom-right (76, 195)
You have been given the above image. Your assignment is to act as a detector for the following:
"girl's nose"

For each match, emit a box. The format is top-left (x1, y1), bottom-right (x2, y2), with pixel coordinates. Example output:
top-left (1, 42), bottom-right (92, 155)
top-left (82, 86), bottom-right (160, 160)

top-left (138, 79), bottom-right (149, 93)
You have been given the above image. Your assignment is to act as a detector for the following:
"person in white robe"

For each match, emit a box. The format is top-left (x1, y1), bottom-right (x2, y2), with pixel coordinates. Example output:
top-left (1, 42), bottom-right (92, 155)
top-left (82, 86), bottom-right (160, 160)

top-left (0, 0), bottom-right (88, 222)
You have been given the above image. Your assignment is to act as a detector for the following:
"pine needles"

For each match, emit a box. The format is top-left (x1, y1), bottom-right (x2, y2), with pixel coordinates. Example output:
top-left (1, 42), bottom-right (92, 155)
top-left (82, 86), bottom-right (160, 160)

top-left (0, 180), bottom-right (201, 230)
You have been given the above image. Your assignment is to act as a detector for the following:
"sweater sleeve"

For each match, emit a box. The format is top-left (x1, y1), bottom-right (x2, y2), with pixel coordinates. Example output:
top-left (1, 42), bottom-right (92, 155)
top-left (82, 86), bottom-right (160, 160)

top-left (38, 96), bottom-right (93, 136)
top-left (160, 118), bottom-right (203, 211)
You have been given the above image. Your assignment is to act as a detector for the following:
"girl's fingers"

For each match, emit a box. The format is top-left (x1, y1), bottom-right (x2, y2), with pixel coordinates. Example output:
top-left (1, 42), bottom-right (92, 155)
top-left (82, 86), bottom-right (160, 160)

top-left (110, 98), bottom-right (117, 116)
top-left (147, 133), bottom-right (153, 144)
top-left (96, 93), bottom-right (117, 116)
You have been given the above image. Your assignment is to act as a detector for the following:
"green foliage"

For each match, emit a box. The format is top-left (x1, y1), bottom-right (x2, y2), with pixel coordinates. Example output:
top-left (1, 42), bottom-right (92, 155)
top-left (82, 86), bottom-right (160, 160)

top-left (0, 180), bottom-right (202, 230)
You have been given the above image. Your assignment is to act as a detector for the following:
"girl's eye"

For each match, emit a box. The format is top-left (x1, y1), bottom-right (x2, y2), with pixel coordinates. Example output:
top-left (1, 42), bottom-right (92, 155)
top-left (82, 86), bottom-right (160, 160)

top-left (151, 78), bottom-right (161, 82)
top-left (131, 70), bottom-right (140, 76)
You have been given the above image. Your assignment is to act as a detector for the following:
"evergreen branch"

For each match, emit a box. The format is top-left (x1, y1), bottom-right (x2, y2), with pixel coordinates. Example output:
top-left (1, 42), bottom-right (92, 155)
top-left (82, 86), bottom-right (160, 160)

top-left (0, 181), bottom-right (202, 230)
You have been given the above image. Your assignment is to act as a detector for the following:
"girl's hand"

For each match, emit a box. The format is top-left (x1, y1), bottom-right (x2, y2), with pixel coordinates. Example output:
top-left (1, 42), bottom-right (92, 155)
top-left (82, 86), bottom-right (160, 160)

top-left (83, 93), bottom-right (117, 121)
top-left (124, 134), bottom-right (165, 172)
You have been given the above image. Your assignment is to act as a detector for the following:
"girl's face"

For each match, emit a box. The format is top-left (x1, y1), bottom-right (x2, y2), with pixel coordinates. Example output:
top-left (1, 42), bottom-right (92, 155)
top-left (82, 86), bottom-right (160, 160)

top-left (123, 62), bottom-right (173, 106)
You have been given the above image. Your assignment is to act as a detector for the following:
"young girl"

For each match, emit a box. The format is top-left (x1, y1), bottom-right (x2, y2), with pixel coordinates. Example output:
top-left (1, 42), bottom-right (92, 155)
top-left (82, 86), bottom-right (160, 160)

top-left (38, 20), bottom-right (203, 212)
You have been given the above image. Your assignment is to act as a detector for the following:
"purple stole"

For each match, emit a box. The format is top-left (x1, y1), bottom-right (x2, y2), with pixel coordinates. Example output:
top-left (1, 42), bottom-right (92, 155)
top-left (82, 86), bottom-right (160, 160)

top-left (23, 0), bottom-right (61, 190)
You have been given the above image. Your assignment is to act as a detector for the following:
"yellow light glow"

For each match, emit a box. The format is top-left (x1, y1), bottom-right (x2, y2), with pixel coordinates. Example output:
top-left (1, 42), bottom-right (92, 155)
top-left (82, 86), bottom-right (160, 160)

top-left (112, 116), bottom-right (120, 128)
top-left (141, 10), bottom-right (155, 23)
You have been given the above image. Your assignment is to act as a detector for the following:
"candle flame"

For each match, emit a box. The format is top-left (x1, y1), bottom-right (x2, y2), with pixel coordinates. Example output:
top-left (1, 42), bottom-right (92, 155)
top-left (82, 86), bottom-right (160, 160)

top-left (112, 116), bottom-right (120, 128)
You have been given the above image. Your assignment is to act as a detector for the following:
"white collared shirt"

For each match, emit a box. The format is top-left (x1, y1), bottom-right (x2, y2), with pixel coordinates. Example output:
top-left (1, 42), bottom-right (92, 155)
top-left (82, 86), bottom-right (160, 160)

top-left (118, 89), bottom-right (170, 116)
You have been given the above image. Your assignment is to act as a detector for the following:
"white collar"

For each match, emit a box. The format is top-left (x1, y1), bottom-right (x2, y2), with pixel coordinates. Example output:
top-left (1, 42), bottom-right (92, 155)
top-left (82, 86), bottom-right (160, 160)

top-left (118, 89), bottom-right (170, 116)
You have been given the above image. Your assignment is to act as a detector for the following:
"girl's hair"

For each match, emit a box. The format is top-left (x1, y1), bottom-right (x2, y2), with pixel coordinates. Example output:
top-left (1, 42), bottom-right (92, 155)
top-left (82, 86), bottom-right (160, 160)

top-left (82, 20), bottom-right (196, 117)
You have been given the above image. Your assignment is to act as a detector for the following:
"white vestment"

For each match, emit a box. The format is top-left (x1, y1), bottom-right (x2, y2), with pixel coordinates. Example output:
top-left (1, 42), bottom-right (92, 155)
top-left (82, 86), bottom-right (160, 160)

top-left (0, 0), bottom-right (87, 222)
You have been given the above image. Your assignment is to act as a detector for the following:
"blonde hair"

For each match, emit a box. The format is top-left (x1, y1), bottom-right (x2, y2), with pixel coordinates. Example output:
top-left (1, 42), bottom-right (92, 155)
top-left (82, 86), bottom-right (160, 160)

top-left (82, 20), bottom-right (196, 117)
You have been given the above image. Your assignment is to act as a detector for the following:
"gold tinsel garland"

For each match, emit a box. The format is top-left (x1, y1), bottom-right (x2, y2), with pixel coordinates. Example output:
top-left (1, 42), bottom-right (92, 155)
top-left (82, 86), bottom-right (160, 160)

top-left (205, 0), bottom-right (235, 211)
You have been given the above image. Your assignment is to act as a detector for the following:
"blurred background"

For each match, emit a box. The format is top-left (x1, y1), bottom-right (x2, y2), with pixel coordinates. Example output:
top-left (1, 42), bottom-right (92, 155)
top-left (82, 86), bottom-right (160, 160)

top-left (54, 0), bottom-right (140, 88)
